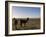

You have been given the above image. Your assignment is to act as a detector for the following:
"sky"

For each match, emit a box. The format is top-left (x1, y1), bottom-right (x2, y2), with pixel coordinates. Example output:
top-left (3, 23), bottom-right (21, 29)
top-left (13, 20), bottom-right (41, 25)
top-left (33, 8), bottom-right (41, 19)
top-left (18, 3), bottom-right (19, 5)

top-left (12, 6), bottom-right (40, 18)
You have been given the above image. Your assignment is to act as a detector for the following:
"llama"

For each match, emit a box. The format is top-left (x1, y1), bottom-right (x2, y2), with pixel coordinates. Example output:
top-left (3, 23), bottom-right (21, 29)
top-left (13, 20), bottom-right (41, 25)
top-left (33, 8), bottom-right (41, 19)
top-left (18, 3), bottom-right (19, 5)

top-left (12, 18), bottom-right (18, 30)
top-left (20, 18), bottom-right (29, 27)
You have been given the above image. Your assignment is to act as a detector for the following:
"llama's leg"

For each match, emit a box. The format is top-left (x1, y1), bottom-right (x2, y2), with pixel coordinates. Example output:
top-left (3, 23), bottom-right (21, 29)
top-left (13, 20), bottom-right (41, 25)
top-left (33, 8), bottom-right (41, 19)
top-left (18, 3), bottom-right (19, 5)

top-left (22, 23), bottom-right (24, 27)
top-left (15, 21), bottom-right (18, 30)
top-left (20, 22), bottom-right (22, 27)
top-left (15, 24), bottom-right (17, 29)
top-left (15, 23), bottom-right (18, 30)
top-left (24, 23), bottom-right (26, 27)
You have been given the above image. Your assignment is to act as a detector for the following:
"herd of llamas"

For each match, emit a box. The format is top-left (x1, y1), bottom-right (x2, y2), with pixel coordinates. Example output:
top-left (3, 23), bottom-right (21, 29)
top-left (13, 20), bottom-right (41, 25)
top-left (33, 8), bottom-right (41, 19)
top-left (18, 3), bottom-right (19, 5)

top-left (12, 18), bottom-right (29, 29)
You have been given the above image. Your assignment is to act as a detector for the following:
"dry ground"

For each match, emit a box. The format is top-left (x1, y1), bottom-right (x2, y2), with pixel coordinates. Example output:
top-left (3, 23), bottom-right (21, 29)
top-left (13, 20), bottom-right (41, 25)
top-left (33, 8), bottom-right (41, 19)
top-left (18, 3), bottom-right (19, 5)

top-left (12, 18), bottom-right (40, 30)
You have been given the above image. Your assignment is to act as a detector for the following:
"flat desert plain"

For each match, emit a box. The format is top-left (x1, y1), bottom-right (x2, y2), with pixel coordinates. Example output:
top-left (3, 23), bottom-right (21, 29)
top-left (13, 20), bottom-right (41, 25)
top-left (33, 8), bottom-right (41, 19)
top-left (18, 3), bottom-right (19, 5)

top-left (12, 18), bottom-right (40, 30)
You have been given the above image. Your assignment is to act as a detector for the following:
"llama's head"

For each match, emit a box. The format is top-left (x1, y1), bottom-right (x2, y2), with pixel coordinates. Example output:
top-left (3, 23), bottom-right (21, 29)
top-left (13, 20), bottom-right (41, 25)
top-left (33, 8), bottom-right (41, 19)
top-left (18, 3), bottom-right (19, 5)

top-left (27, 18), bottom-right (29, 21)
top-left (13, 18), bottom-right (15, 20)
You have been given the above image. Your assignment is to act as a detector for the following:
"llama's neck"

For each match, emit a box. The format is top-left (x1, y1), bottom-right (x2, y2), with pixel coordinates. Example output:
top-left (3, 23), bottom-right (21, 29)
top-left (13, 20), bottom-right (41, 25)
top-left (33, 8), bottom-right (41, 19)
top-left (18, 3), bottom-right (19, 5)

top-left (26, 19), bottom-right (28, 22)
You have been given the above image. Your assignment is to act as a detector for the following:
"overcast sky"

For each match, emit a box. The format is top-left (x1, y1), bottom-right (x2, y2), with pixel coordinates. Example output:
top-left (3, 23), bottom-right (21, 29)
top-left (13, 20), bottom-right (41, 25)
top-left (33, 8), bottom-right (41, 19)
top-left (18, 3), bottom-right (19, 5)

top-left (12, 6), bottom-right (40, 18)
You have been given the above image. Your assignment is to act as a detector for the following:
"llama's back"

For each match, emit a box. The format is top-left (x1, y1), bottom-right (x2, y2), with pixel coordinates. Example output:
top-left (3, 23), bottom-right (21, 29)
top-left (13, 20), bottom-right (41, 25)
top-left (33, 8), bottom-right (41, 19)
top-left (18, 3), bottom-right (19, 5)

top-left (20, 18), bottom-right (29, 23)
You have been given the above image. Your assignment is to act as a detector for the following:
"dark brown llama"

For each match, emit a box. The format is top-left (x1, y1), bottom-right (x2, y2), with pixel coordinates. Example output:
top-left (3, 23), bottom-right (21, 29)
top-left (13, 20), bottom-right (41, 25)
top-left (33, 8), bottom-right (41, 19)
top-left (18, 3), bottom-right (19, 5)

top-left (20, 18), bottom-right (29, 27)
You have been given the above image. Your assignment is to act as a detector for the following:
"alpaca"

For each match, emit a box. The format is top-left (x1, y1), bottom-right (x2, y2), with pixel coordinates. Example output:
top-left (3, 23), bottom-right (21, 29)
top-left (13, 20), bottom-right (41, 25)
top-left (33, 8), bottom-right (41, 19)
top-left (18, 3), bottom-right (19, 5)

top-left (20, 18), bottom-right (29, 27)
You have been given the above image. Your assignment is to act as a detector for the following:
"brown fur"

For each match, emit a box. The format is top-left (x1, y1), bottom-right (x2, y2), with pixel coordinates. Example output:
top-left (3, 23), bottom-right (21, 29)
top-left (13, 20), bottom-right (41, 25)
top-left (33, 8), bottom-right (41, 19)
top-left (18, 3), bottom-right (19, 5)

top-left (20, 18), bottom-right (29, 27)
